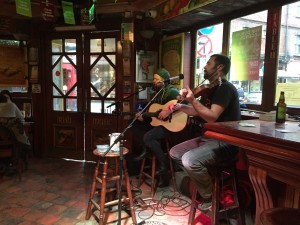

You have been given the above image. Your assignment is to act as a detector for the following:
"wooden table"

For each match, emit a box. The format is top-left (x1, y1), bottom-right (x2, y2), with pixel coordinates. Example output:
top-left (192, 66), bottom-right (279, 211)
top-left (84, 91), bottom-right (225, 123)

top-left (203, 119), bottom-right (300, 225)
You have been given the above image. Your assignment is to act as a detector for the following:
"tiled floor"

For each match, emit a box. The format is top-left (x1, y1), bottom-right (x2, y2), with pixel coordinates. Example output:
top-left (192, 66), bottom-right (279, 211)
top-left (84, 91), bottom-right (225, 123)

top-left (0, 157), bottom-right (211, 225)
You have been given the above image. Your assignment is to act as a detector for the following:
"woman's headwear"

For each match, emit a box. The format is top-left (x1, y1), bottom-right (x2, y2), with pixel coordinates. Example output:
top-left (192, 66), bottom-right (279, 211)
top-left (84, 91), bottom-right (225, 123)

top-left (156, 68), bottom-right (170, 80)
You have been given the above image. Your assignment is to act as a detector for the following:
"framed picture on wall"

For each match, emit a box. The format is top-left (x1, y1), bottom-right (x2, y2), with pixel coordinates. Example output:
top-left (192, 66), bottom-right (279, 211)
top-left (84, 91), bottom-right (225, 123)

top-left (29, 47), bottom-right (38, 63)
top-left (0, 44), bottom-right (27, 87)
top-left (136, 51), bottom-right (157, 83)
top-left (160, 33), bottom-right (184, 86)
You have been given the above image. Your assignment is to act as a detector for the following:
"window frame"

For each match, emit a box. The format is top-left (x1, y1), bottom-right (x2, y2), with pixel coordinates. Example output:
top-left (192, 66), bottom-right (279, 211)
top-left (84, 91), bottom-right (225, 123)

top-left (189, 3), bottom-right (300, 116)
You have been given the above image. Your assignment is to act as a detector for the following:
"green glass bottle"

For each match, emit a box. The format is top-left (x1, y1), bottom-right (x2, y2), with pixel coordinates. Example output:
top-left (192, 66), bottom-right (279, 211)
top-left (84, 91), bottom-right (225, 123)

top-left (276, 91), bottom-right (286, 123)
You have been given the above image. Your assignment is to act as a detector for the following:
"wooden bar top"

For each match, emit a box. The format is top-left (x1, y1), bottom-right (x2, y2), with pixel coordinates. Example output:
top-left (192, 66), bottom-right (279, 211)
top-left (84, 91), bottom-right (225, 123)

top-left (203, 119), bottom-right (300, 225)
top-left (204, 120), bottom-right (300, 149)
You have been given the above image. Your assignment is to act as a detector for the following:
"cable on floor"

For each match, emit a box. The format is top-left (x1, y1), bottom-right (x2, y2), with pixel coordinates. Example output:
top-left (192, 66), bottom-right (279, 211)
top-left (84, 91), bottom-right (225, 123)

top-left (133, 189), bottom-right (192, 222)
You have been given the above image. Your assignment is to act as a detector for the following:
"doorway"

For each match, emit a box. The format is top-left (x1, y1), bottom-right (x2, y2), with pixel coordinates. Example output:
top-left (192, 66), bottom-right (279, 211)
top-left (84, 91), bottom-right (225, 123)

top-left (44, 31), bottom-right (123, 161)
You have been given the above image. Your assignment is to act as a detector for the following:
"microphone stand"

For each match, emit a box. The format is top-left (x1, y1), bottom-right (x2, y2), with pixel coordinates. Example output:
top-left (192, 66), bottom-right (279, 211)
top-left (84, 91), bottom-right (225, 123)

top-left (106, 86), bottom-right (147, 111)
top-left (102, 85), bottom-right (166, 225)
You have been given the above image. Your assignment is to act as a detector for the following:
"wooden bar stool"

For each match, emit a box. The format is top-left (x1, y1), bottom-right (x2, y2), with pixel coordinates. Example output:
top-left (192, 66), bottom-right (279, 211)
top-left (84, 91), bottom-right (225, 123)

top-left (85, 147), bottom-right (137, 225)
top-left (138, 140), bottom-right (177, 197)
top-left (188, 160), bottom-right (245, 225)
top-left (138, 153), bottom-right (158, 197)
top-left (260, 208), bottom-right (300, 225)
top-left (165, 139), bottom-right (177, 192)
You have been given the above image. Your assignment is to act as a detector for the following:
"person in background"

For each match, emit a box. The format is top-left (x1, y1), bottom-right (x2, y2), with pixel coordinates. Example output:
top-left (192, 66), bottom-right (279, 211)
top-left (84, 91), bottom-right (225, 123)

top-left (130, 68), bottom-right (180, 184)
top-left (0, 93), bottom-right (31, 147)
top-left (0, 93), bottom-right (31, 168)
top-left (0, 90), bottom-right (25, 122)
top-left (233, 84), bottom-right (247, 108)
top-left (236, 85), bottom-right (245, 101)
top-left (169, 54), bottom-right (241, 211)
top-left (0, 92), bottom-right (24, 122)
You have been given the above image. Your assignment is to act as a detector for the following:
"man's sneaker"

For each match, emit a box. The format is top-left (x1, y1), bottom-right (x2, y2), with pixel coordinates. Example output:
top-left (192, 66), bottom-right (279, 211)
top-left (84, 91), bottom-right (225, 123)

top-left (198, 198), bottom-right (212, 212)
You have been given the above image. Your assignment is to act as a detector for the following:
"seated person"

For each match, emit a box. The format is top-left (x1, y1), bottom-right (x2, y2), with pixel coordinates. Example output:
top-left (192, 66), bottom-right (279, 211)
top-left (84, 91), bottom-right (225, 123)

top-left (131, 68), bottom-right (180, 181)
top-left (169, 54), bottom-right (241, 211)
top-left (0, 90), bottom-right (25, 122)
top-left (0, 94), bottom-right (30, 147)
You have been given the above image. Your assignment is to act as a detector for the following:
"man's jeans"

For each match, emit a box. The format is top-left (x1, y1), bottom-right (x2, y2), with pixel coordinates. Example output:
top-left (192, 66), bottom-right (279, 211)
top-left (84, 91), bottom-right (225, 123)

top-left (169, 137), bottom-right (239, 199)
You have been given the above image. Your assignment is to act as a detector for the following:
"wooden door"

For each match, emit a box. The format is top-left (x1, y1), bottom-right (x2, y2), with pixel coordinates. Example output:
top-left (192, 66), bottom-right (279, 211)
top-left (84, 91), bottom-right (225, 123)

top-left (44, 31), bottom-right (122, 160)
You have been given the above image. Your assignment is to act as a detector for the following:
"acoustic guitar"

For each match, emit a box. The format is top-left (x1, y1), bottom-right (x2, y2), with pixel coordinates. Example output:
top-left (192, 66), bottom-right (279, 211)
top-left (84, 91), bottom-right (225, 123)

top-left (143, 100), bottom-right (188, 132)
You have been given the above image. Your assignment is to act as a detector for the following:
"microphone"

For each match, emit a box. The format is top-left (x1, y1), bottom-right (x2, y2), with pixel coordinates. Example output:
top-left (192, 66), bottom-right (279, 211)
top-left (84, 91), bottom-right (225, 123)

top-left (161, 74), bottom-right (184, 83)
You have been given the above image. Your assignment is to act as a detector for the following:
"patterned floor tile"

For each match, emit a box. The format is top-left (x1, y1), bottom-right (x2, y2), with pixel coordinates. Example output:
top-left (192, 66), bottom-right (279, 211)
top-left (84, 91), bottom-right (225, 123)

top-left (0, 157), bottom-right (220, 225)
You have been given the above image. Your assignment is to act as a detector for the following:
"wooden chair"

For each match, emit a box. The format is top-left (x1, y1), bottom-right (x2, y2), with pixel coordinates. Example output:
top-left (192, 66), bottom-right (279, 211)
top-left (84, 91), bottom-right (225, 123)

top-left (0, 117), bottom-right (31, 170)
top-left (0, 125), bottom-right (22, 180)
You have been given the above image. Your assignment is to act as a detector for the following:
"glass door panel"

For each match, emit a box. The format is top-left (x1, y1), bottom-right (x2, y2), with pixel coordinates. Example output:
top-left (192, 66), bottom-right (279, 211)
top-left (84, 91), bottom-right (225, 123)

top-left (52, 54), bottom-right (78, 111)
top-left (44, 34), bottom-right (84, 160)
top-left (45, 31), bottom-right (120, 161)
top-left (89, 38), bottom-right (117, 113)
top-left (84, 32), bottom-right (120, 161)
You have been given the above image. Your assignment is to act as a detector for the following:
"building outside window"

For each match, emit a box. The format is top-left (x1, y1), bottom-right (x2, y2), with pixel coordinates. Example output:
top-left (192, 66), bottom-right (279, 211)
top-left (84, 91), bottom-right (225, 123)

top-left (295, 35), bottom-right (300, 55)
top-left (227, 2), bottom-right (300, 108)
top-left (193, 1), bottom-right (300, 109)
top-left (276, 2), bottom-right (300, 108)
top-left (228, 10), bottom-right (267, 105)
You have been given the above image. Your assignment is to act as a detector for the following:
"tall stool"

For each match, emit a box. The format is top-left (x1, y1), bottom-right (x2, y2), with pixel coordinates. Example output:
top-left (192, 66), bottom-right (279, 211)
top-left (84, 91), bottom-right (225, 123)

top-left (138, 140), bottom-right (176, 197)
top-left (138, 153), bottom-right (158, 197)
top-left (260, 208), bottom-right (300, 225)
top-left (188, 160), bottom-right (245, 225)
top-left (86, 147), bottom-right (137, 225)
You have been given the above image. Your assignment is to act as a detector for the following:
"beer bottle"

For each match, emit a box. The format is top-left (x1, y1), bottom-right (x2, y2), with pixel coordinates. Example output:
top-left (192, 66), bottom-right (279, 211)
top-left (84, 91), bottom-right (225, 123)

top-left (276, 91), bottom-right (286, 123)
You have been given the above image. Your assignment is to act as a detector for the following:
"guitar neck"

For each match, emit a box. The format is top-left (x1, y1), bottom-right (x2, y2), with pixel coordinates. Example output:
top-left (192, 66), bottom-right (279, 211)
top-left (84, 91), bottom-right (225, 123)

top-left (143, 112), bottom-right (159, 118)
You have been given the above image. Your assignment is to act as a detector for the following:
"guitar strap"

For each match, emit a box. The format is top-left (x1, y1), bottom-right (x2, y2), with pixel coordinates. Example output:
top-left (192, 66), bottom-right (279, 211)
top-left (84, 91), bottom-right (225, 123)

top-left (158, 88), bottom-right (167, 104)
top-left (150, 85), bottom-right (166, 105)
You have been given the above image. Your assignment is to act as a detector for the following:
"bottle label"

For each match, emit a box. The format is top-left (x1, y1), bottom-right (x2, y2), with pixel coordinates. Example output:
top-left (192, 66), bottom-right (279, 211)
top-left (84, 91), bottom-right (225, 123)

top-left (277, 107), bottom-right (286, 119)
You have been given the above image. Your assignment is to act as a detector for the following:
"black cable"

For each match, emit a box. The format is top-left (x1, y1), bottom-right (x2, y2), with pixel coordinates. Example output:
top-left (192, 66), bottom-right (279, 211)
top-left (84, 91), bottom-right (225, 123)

top-left (132, 189), bottom-right (193, 222)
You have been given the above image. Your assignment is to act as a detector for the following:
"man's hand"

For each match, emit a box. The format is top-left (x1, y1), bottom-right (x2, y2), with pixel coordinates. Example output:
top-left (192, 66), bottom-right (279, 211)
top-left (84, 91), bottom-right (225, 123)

top-left (158, 110), bottom-right (171, 120)
top-left (135, 112), bottom-right (144, 122)
top-left (180, 86), bottom-right (195, 103)
top-left (168, 102), bottom-right (182, 112)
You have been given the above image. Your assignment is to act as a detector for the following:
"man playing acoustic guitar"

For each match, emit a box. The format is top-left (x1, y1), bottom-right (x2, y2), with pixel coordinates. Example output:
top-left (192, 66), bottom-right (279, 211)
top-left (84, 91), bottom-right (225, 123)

top-left (131, 68), bottom-right (181, 184)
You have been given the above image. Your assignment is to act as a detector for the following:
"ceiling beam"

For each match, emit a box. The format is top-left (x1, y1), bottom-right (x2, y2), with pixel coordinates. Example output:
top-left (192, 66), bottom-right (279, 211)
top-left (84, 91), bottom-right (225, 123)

top-left (0, 0), bottom-right (168, 19)
top-left (0, 2), bottom-right (59, 19)
top-left (95, 0), bottom-right (168, 14)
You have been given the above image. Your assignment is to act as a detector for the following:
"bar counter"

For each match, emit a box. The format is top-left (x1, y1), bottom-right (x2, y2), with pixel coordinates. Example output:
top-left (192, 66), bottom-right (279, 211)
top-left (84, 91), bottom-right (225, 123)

top-left (203, 120), bottom-right (300, 225)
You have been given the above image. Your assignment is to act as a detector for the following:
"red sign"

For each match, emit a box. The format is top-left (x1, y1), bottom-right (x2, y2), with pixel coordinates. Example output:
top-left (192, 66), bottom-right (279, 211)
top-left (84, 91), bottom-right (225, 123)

top-left (197, 35), bottom-right (212, 57)
top-left (40, 0), bottom-right (55, 21)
